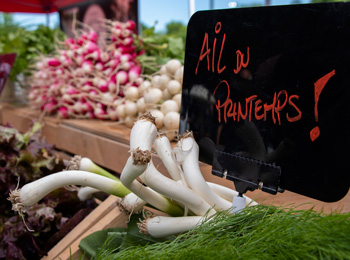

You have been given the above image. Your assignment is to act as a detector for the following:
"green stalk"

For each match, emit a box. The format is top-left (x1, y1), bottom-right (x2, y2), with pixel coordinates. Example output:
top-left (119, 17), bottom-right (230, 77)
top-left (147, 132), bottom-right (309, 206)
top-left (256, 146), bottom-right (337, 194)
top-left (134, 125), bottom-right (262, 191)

top-left (82, 158), bottom-right (119, 181)
top-left (9, 170), bottom-right (134, 213)
top-left (68, 156), bottom-right (121, 181)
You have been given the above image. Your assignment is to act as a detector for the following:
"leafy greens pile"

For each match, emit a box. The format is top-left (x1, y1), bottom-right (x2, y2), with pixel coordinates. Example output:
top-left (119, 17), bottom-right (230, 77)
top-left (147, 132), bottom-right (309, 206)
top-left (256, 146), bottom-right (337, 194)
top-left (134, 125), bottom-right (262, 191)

top-left (93, 205), bottom-right (350, 260)
top-left (136, 21), bottom-right (186, 74)
top-left (79, 213), bottom-right (175, 259)
top-left (0, 123), bottom-right (96, 259)
top-left (0, 13), bottom-right (65, 83)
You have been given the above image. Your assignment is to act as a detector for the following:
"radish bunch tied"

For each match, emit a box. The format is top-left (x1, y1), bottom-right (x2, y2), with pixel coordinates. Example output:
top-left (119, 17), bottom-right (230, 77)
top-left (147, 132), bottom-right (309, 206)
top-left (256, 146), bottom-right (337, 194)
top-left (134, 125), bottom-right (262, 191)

top-left (9, 113), bottom-right (257, 238)
top-left (28, 19), bottom-right (144, 120)
top-left (27, 19), bottom-right (184, 142)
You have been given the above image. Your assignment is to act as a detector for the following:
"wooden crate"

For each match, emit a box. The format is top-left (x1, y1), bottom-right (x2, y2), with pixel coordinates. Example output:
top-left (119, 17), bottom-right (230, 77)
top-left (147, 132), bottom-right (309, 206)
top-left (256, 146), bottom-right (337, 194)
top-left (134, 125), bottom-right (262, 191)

top-left (1, 104), bottom-right (349, 259)
top-left (41, 196), bottom-right (128, 260)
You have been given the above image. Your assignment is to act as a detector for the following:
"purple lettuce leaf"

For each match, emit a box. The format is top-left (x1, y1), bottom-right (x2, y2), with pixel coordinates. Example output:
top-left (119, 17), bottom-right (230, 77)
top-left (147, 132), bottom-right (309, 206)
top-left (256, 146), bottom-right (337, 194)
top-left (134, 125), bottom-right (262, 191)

top-left (0, 123), bottom-right (97, 259)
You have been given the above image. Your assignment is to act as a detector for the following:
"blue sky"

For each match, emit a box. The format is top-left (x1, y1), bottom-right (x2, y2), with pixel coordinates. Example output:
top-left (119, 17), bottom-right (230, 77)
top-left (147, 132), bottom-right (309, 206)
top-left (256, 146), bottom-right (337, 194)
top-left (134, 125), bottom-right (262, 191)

top-left (10, 0), bottom-right (311, 32)
top-left (139, 0), bottom-right (311, 31)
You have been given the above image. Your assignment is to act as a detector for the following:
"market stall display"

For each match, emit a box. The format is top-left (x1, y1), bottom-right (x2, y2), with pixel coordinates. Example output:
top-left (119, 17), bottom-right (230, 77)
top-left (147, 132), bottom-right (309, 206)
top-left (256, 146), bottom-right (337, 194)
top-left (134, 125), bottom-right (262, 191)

top-left (1, 2), bottom-right (350, 260)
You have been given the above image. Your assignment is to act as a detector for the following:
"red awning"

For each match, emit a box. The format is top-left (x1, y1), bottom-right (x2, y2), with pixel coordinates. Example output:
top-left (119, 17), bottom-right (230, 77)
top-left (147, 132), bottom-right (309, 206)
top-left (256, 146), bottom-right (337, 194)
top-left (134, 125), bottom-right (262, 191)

top-left (0, 0), bottom-right (86, 13)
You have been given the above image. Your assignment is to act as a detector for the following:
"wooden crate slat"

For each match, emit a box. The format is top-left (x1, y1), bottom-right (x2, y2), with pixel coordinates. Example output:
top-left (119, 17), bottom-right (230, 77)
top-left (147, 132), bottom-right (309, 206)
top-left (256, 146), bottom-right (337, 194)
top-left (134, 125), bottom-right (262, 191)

top-left (42, 195), bottom-right (121, 260)
top-left (62, 119), bottom-right (131, 145)
top-left (57, 124), bottom-right (131, 173)
top-left (57, 203), bottom-right (128, 260)
top-left (0, 105), bottom-right (60, 145)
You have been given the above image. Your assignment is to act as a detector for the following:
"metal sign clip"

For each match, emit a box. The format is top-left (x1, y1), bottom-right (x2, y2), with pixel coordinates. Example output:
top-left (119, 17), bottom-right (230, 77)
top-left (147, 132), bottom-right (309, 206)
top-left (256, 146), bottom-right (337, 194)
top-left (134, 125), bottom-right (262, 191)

top-left (212, 149), bottom-right (284, 195)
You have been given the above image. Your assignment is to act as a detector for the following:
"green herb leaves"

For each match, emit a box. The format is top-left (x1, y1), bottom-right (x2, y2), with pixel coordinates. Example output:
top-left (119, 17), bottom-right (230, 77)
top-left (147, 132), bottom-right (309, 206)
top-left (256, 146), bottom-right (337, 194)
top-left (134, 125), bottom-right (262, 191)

top-left (95, 205), bottom-right (350, 260)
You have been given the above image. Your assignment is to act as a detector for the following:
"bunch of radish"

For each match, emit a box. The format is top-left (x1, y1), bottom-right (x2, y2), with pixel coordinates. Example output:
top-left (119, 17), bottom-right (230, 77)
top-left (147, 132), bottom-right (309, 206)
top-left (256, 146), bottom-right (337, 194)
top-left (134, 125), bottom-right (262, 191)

top-left (117, 58), bottom-right (184, 141)
top-left (28, 20), bottom-right (145, 120)
top-left (9, 113), bottom-right (257, 238)
top-left (27, 19), bottom-right (185, 141)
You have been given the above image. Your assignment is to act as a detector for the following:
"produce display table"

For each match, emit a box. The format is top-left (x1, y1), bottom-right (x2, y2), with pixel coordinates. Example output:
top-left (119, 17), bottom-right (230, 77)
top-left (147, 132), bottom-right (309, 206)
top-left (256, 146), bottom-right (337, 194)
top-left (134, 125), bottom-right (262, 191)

top-left (1, 103), bottom-right (349, 259)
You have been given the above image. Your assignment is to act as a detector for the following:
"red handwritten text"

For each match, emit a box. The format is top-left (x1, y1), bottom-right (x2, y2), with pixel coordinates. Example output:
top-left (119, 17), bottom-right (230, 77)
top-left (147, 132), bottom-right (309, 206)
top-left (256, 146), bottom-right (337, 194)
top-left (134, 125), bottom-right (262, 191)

top-left (233, 47), bottom-right (250, 74)
top-left (195, 22), bottom-right (227, 75)
top-left (310, 69), bottom-right (336, 141)
top-left (195, 22), bottom-right (251, 75)
top-left (213, 80), bottom-right (302, 124)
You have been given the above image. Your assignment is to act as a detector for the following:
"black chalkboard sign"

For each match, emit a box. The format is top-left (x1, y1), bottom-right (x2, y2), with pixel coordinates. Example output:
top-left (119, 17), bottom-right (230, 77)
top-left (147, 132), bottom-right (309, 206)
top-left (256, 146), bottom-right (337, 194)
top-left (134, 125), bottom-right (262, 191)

top-left (180, 2), bottom-right (350, 202)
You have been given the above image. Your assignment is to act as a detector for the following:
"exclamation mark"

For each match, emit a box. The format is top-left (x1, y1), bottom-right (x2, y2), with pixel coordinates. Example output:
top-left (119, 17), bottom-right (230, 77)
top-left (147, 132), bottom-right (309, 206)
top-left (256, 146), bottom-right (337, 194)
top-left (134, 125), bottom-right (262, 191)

top-left (310, 69), bottom-right (336, 142)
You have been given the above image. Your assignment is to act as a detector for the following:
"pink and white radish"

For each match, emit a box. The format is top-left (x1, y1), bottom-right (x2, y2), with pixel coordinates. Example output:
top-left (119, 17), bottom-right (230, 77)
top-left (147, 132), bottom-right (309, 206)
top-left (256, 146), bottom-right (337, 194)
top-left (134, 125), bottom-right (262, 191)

top-left (124, 86), bottom-right (139, 101)
top-left (164, 111), bottom-right (180, 131)
top-left (143, 88), bottom-right (163, 108)
top-left (136, 97), bottom-right (146, 114)
top-left (167, 80), bottom-right (182, 95)
top-left (125, 100), bottom-right (138, 117)
top-left (172, 93), bottom-right (182, 108)
top-left (161, 100), bottom-right (179, 114)
top-left (28, 19), bottom-right (160, 122)
top-left (148, 109), bottom-right (164, 129)
top-left (174, 66), bottom-right (184, 84)
top-left (165, 59), bottom-right (182, 76)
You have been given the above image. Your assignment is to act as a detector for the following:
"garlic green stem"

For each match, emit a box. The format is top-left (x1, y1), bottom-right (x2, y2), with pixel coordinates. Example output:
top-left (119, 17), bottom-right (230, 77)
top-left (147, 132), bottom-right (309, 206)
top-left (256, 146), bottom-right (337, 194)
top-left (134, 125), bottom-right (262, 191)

top-left (77, 186), bottom-right (101, 201)
top-left (120, 153), bottom-right (184, 216)
top-left (67, 155), bottom-right (120, 181)
top-left (139, 215), bottom-right (204, 238)
top-left (120, 113), bottom-right (184, 216)
top-left (154, 135), bottom-right (182, 181)
top-left (80, 157), bottom-right (120, 181)
top-left (176, 132), bottom-right (232, 211)
top-left (140, 160), bottom-right (215, 216)
top-left (9, 170), bottom-right (129, 209)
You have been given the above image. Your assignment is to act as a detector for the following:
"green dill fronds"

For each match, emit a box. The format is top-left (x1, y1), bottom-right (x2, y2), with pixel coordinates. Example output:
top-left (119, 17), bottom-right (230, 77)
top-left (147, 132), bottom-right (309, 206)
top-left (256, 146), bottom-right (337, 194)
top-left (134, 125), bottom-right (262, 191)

top-left (97, 205), bottom-right (350, 260)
